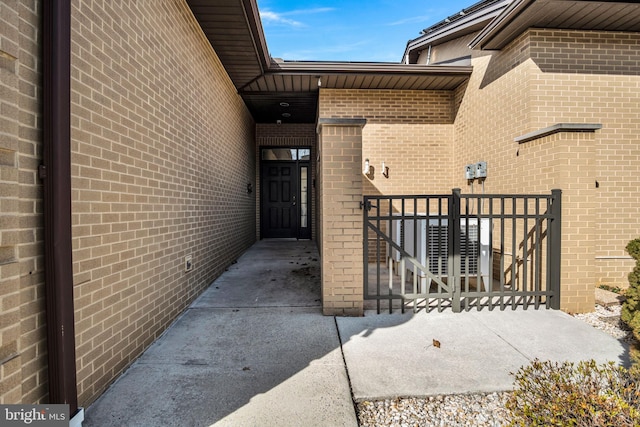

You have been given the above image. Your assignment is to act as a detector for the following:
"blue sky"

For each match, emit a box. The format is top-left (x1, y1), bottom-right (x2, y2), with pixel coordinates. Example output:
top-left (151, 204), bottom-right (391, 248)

top-left (257, 0), bottom-right (474, 62)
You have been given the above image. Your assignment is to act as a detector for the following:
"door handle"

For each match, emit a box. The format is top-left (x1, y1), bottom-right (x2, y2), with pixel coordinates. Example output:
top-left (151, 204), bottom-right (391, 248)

top-left (292, 195), bottom-right (296, 206)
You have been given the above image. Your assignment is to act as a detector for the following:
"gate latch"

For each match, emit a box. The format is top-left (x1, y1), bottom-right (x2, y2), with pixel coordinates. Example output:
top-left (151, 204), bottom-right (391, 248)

top-left (359, 200), bottom-right (376, 211)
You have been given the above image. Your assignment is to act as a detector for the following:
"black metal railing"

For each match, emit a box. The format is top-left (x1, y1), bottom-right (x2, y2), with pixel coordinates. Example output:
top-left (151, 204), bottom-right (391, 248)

top-left (363, 189), bottom-right (561, 313)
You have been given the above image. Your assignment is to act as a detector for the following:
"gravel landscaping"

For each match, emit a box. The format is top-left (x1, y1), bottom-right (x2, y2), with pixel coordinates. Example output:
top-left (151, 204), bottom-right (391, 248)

top-left (357, 305), bottom-right (637, 427)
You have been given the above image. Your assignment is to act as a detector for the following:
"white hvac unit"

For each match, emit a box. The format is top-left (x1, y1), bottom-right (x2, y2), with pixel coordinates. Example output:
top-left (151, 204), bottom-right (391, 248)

top-left (389, 216), bottom-right (491, 290)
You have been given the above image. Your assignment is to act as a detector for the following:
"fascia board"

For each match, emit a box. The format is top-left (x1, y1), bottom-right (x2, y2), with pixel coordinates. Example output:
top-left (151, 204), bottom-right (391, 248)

top-left (468, 0), bottom-right (535, 50)
top-left (268, 61), bottom-right (473, 76)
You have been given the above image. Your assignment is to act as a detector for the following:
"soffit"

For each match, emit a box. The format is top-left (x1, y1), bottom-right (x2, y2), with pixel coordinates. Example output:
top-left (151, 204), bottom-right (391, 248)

top-left (472, 0), bottom-right (640, 50)
top-left (243, 62), bottom-right (472, 123)
top-left (187, 0), bottom-right (269, 89)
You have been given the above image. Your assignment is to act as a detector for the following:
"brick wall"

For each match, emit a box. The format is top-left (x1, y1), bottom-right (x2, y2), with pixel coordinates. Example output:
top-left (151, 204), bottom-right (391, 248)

top-left (70, 0), bottom-right (256, 406)
top-left (320, 89), bottom-right (455, 197)
top-left (452, 28), bottom-right (640, 312)
top-left (517, 131), bottom-right (598, 310)
top-left (453, 32), bottom-right (597, 311)
top-left (316, 120), bottom-right (364, 316)
top-left (317, 90), bottom-right (457, 314)
top-left (0, 1), bottom-right (45, 405)
top-left (255, 123), bottom-right (317, 240)
top-left (530, 29), bottom-right (640, 76)
top-left (320, 88), bottom-right (454, 123)
top-left (528, 29), bottom-right (640, 289)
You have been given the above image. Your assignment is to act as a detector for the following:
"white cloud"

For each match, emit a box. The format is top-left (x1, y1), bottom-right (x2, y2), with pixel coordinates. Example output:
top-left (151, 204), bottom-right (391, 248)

top-left (386, 15), bottom-right (432, 26)
top-left (284, 7), bottom-right (335, 16)
top-left (260, 7), bottom-right (335, 28)
top-left (260, 10), bottom-right (305, 27)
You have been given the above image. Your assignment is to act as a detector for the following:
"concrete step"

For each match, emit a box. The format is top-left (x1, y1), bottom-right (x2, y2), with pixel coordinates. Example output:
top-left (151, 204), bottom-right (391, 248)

top-left (595, 287), bottom-right (626, 307)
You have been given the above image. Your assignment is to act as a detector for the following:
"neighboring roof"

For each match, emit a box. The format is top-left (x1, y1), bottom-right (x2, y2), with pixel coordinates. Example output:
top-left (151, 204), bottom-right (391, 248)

top-left (404, 0), bottom-right (512, 63)
top-left (406, 0), bottom-right (640, 61)
top-left (187, 0), bottom-right (472, 123)
top-left (470, 0), bottom-right (640, 50)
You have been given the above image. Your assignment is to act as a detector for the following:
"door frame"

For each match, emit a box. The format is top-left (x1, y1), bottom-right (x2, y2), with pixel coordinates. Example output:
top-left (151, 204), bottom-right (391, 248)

top-left (259, 146), bottom-right (312, 240)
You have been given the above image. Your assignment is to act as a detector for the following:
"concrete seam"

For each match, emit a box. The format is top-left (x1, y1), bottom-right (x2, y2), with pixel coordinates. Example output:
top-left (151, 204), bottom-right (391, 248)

top-left (473, 313), bottom-right (532, 362)
top-left (334, 316), bottom-right (361, 427)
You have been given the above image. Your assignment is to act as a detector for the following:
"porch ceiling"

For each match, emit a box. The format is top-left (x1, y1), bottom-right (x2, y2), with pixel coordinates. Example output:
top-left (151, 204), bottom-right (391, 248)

top-left (187, 0), bottom-right (472, 124)
top-left (243, 62), bottom-right (473, 124)
top-left (471, 0), bottom-right (640, 50)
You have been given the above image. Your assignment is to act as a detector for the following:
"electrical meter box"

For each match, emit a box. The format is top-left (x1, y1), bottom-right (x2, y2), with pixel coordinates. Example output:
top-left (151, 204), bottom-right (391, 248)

top-left (476, 161), bottom-right (487, 178)
top-left (465, 164), bottom-right (476, 180)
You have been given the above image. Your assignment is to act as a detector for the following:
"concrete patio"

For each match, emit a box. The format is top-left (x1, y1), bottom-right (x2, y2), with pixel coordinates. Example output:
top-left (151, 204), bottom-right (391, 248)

top-left (83, 239), bottom-right (630, 426)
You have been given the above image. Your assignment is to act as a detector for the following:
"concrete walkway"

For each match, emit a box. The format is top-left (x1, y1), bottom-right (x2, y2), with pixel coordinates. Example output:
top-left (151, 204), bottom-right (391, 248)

top-left (84, 240), bottom-right (630, 426)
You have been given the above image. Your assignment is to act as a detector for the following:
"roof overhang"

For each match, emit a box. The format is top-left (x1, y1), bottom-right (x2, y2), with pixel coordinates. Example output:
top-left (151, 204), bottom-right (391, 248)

top-left (470, 0), bottom-right (640, 50)
top-left (404, 0), bottom-right (511, 63)
top-left (243, 61), bottom-right (472, 123)
top-left (187, 0), bottom-right (270, 89)
top-left (187, 0), bottom-right (472, 124)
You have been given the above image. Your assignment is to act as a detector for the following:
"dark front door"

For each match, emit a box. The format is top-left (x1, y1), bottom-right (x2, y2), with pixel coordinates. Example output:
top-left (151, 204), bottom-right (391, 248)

top-left (261, 162), bottom-right (298, 238)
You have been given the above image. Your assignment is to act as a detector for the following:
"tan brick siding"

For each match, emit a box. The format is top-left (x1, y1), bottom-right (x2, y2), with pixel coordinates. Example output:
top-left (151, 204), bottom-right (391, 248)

top-left (319, 89), bottom-right (455, 196)
top-left (517, 132), bottom-right (598, 310)
top-left (316, 123), bottom-right (364, 316)
top-left (320, 89), bottom-right (454, 124)
top-left (317, 90), bottom-right (456, 314)
top-left (362, 123), bottom-right (453, 197)
top-left (528, 29), bottom-right (640, 289)
top-left (452, 29), bottom-right (640, 312)
top-left (70, 0), bottom-right (256, 406)
top-left (0, 0), bottom-right (46, 405)
top-left (317, 28), bottom-right (640, 313)
top-left (530, 30), bottom-right (640, 76)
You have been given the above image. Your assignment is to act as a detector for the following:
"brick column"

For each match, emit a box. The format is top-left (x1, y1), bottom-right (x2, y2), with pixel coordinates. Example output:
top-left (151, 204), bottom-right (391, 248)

top-left (551, 132), bottom-right (597, 313)
top-left (515, 124), bottom-right (600, 313)
top-left (317, 118), bottom-right (366, 316)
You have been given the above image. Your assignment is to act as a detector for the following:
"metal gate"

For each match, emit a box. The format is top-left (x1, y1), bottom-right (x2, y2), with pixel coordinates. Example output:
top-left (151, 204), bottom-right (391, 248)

top-left (363, 189), bottom-right (561, 313)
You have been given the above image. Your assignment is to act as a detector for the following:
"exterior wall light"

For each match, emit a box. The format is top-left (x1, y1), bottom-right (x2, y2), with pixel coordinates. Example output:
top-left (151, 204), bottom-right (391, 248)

top-left (382, 161), bottom-right (389, 178)
top-left (363, 158), bottom-right (370, 175)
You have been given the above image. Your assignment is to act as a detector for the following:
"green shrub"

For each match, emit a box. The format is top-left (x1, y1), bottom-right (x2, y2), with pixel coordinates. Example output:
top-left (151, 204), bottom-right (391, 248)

top-left (506, 359), bottom-right (640, 426)
top-left (622, 238), bottom-right (640, 347)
